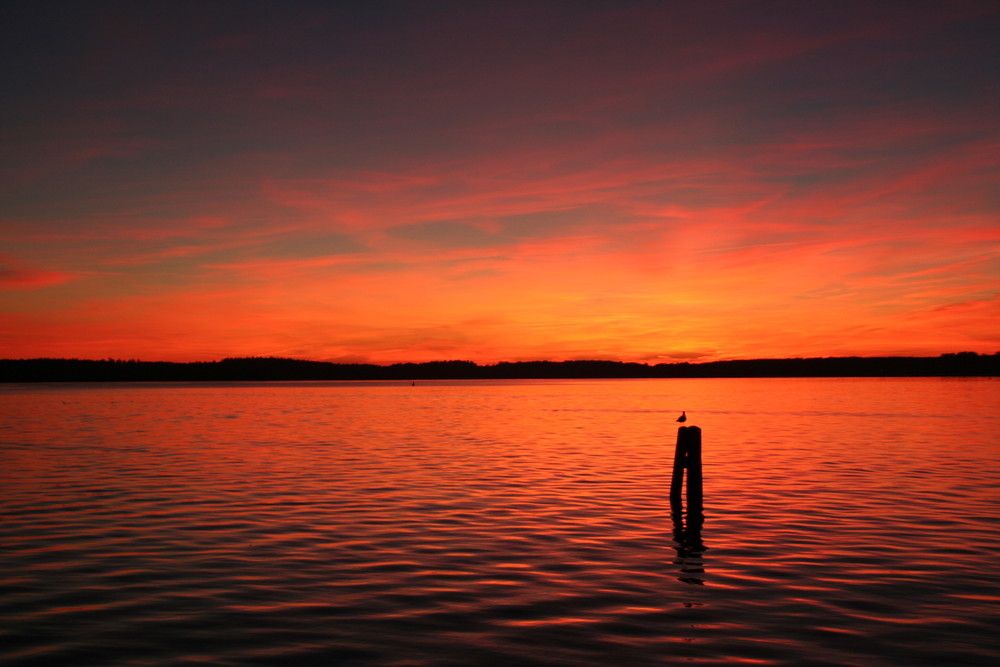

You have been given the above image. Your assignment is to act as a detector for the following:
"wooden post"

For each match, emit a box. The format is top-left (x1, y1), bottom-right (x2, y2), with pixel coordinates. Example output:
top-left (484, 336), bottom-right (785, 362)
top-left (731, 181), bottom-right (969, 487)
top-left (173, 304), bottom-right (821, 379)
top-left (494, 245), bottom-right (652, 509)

top-left (670, 425), bottom-right (703, 509)
top-left (670, 425), bottom-right (706, 560)
top-left (670, 427), bottom-right (688, 505)
top-left (685, 426), bottom-right (703, 512)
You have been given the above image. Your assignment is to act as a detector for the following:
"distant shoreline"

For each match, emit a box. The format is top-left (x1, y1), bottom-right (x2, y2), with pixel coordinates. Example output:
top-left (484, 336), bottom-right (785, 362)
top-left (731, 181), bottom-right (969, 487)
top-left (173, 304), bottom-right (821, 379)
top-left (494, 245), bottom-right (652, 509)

top-left (1, 353), bottom-right (996, 382)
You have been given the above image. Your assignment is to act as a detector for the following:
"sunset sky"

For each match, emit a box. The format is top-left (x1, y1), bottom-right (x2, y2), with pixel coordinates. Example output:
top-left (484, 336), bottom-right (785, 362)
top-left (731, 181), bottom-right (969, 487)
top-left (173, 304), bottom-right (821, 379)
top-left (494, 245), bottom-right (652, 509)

top-left (2, 1), bottom-right (998, 364)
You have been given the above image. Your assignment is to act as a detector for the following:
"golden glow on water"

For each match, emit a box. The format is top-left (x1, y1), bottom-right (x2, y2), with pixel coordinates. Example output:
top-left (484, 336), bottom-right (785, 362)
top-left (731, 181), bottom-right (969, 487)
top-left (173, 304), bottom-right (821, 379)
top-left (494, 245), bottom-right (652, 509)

top-left (1, 378), bottom-right (998, 665)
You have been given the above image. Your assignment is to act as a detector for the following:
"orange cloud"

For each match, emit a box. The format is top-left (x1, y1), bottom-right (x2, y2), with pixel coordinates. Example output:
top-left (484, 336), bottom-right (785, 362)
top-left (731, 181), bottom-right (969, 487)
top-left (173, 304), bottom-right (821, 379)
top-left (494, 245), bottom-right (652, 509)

top-left (2, 2), bottom-right (997, 362)
top-left (0, 256), bottom-right (77, 290)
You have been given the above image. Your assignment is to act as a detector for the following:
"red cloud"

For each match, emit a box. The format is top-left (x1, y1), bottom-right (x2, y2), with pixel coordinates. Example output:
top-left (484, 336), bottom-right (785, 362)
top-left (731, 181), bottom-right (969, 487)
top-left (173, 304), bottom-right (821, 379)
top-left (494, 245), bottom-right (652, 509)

top-left (0, 261), bottom-right (75, 290)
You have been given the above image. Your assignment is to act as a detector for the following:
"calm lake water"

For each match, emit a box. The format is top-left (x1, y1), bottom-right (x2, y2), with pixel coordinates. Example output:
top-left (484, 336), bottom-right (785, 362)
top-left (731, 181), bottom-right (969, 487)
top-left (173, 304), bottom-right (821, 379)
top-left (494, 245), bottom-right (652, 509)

top-left (1, 377), bottom-right (998, 666)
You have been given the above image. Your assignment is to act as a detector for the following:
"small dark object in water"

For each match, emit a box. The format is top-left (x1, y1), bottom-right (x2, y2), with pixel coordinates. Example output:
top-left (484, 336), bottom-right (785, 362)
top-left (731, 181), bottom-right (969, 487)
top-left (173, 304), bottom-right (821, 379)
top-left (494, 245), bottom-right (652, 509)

top-left (677, 411), bottom-right (687, 422)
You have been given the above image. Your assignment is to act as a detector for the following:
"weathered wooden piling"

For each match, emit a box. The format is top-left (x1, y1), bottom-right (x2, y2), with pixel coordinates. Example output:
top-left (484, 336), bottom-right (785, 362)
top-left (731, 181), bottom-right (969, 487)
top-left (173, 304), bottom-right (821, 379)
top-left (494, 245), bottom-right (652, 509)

top-left (670, 425), bottom-right (703, 510)
top-left (670, 425), bottom-right (706, 561)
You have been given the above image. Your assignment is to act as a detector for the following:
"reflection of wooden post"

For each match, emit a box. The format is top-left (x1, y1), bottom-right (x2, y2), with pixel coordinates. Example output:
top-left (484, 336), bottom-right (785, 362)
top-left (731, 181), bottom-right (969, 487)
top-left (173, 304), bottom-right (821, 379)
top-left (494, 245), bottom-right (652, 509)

top-left (670, 426), bottom-right (703, 509)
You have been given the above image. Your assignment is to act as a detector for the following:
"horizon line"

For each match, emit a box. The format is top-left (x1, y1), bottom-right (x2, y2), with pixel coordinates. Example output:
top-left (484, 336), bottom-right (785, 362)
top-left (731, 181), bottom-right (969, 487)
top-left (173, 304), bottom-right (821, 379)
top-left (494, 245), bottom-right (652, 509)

top-left (3, 351), bottom-right (995, 367)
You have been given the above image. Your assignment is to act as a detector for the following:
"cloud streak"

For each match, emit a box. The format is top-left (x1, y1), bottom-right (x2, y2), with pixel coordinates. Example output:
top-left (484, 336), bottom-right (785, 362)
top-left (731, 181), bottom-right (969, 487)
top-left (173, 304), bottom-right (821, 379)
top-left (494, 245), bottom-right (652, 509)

top-left (1, 1), bottom-right (997, 361)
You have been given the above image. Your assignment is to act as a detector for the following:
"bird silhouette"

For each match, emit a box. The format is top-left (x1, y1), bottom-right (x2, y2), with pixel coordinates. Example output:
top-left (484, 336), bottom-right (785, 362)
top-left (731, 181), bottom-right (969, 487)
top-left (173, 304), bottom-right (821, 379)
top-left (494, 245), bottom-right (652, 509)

top-left (677, 411), bottom-right (687, 423)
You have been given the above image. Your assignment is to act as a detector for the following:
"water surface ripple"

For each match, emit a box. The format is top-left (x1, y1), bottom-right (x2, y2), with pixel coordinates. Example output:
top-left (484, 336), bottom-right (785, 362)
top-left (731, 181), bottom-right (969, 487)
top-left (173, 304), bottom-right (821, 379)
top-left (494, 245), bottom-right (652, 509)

top-left (2, 378), bottom-right (998, 665)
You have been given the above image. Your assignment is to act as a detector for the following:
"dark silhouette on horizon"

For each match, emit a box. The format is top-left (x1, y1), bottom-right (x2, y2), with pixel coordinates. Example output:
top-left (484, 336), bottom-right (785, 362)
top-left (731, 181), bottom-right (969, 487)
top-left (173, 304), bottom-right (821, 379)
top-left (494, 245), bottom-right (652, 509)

top-left (0, 352), bottom-right (996, 382)
top-left (677, 411), bottom-right (687, 422)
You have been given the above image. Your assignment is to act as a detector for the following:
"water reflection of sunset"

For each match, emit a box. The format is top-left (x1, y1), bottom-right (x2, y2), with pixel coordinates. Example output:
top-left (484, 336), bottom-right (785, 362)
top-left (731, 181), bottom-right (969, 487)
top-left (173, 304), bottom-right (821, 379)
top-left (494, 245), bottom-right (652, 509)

top-left (3, 378), bottom-right (998, 664)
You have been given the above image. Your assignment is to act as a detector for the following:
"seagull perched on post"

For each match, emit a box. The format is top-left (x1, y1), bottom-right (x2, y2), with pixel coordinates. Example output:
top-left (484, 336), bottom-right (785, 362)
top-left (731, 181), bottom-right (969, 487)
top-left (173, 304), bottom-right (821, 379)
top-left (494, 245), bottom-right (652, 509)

top-left (677, 411), bottom-right (687, 423)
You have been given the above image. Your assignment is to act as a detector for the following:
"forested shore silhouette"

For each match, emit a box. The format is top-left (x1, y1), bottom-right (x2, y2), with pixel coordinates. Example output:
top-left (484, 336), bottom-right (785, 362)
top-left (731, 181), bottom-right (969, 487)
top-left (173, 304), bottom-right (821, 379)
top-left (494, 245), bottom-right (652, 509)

top-left (1, 352), bottom-right (996, 382)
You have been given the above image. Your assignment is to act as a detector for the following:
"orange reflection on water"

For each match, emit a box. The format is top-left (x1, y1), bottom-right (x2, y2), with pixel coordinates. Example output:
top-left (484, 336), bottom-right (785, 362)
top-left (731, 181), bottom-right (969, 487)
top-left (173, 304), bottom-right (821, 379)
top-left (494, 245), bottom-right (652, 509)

top-left (1, 378), bottom-right (998, 666)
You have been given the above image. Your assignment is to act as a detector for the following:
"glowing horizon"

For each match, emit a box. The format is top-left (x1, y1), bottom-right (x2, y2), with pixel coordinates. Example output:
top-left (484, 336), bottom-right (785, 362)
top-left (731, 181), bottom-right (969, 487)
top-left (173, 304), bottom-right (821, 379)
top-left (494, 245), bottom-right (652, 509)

top-left (2, 2), bottom-right (998, 364)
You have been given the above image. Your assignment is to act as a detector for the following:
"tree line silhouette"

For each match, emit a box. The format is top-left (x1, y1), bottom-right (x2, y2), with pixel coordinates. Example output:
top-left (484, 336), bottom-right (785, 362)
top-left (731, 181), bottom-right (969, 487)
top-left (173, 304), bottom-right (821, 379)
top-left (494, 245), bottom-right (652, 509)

top-left (1, 352), bottom-right (996, 382)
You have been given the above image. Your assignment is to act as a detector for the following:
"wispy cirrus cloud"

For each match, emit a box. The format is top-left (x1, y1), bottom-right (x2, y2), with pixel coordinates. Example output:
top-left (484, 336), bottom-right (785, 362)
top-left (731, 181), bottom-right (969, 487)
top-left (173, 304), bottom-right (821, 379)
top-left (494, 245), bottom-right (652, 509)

top-left (1, 1), bottom-right (996, 361)
top-left (0, 255), bottom-right (77, 290)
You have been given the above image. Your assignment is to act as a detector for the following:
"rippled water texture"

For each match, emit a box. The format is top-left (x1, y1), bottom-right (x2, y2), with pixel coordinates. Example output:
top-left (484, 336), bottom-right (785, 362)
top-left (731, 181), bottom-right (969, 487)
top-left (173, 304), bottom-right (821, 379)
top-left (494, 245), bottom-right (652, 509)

top-left (2, 378), bottom-right (999, 666)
